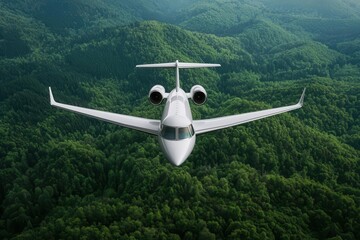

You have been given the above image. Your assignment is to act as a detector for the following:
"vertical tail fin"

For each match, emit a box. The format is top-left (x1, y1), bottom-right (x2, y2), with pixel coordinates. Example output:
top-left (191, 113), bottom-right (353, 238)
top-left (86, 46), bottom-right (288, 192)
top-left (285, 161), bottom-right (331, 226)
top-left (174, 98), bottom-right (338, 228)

top-left (176, 60), bottom-right (180, 92)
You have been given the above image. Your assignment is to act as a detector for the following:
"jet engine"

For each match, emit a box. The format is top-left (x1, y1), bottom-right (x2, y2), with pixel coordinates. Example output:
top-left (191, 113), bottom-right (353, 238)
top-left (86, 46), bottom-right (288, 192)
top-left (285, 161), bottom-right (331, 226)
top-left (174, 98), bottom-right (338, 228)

top-left (190, 85), bottom-right (207, 105)
top-left (149, 85), bottom-right (166, 105)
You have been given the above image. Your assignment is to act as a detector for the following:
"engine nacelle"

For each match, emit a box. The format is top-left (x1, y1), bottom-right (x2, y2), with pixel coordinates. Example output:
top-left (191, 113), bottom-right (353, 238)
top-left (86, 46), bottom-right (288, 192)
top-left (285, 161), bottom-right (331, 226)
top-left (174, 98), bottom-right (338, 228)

top-left (149, 85), bottom-right (166, 105)
top-left (190, 85), bottom-right (207, 105)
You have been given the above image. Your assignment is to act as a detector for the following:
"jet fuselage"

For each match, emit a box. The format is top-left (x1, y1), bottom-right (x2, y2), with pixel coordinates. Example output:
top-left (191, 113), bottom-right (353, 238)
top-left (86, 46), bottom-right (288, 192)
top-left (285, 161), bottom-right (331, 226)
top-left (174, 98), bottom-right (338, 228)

top-left (158, 88), bottom-right (195, 166)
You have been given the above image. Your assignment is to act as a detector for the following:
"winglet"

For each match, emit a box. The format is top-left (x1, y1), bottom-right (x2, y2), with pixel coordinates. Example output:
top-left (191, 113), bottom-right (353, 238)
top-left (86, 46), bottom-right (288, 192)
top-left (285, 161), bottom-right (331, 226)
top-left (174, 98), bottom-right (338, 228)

top-left (49, 87), bottom-right (56, 105)
top-left (298, 88), bottom-right (306, 106)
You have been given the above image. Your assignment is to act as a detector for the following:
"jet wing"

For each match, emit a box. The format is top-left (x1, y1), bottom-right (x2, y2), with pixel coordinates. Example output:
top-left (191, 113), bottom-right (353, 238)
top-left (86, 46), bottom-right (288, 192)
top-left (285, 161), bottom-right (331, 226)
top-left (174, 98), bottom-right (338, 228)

top-left (193, 88), bottom-right (306, 135)
top-left (49, 87), bottom-right (160, 135)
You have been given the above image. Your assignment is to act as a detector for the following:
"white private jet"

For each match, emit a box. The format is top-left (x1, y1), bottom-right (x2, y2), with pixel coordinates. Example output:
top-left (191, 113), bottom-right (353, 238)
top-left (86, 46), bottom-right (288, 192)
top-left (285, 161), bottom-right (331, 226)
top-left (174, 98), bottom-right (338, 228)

top-left (49, 60), bottom-right (305, 166)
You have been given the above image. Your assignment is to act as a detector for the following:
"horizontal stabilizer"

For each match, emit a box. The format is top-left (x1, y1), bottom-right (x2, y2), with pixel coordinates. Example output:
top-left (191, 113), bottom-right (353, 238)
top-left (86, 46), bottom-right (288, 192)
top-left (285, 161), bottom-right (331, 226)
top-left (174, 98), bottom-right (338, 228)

top-left (136, 61), bottom-right (221, 69)
top-left (137, 60), bottom-right (221, 92)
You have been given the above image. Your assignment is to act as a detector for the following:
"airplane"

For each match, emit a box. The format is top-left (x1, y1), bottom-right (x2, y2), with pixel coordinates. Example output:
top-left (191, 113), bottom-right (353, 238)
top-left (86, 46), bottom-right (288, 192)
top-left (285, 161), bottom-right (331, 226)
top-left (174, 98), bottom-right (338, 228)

top-left (49, 60), bottom-right (305, 166)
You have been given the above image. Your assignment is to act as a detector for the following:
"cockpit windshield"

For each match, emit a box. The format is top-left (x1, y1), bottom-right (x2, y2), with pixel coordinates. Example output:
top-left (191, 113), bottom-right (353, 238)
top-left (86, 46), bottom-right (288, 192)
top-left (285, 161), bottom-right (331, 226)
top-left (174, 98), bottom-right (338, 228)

top-left (161, 124), bottom-right (194, 140)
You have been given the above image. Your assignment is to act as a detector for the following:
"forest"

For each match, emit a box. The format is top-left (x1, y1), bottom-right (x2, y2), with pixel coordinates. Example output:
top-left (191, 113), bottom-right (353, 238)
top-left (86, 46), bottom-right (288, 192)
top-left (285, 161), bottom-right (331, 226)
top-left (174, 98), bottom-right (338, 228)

top-left (0, 0), bottom-right (359, 239)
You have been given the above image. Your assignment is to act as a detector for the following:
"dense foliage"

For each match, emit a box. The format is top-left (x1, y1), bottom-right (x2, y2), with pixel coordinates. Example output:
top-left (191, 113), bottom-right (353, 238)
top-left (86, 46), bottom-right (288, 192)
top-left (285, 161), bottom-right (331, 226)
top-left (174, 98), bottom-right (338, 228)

top-left (0, 0), bottom-right (359, 239)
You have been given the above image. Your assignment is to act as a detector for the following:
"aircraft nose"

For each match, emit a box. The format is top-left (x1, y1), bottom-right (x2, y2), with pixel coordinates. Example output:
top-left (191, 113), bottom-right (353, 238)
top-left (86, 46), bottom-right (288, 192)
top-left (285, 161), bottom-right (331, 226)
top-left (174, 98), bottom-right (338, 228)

top-left (160, 138), bottom-right (195, 166)
top-left (169, 152), bottom-right (187, 166)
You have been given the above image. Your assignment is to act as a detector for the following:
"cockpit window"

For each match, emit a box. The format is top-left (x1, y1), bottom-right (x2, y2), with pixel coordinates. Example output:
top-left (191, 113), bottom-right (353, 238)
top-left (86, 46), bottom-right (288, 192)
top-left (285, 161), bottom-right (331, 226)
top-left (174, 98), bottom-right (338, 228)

top-left (178, 127), bottom-right (191, 139)
top-left (161, 124), bottom-right (194, 140)
top-left (161, 126), bottom-right (176, 140)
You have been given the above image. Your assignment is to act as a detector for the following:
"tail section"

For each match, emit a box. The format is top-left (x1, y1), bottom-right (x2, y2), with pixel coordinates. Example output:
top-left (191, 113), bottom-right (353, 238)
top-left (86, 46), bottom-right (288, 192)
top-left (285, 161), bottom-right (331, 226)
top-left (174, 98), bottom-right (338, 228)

top-left (136, 60), bottom-right (221, 92)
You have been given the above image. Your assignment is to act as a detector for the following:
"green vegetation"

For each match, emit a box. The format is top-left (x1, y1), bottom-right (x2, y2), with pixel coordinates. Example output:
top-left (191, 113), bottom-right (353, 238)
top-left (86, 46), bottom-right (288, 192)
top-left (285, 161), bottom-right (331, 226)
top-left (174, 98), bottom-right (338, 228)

top-left (0, 0), bottom-right (359, 239)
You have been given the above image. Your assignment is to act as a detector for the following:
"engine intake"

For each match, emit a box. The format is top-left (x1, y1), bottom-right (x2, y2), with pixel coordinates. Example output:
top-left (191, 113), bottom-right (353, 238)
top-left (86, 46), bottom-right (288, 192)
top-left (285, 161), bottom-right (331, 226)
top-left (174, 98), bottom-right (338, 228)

top-left (149, 85), bottom-right (166, 105)
top-left (190, 85), bottom-right (207, 105)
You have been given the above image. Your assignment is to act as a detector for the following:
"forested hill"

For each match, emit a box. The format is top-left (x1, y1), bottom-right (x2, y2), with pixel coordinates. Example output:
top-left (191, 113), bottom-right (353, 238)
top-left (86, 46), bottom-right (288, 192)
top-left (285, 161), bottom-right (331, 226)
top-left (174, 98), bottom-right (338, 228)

top-left (0, 0), bottom-right (359, 239)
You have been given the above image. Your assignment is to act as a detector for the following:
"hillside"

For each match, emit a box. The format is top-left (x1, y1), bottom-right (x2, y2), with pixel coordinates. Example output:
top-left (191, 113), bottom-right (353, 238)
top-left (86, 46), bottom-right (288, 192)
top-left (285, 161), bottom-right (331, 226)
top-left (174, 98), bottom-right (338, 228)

top-left (0, 1), bottom-right (359, 239)
top-left (261, 0), bottom-right (360, 19)
top-left (0, 0), bottom-right (135, 32)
